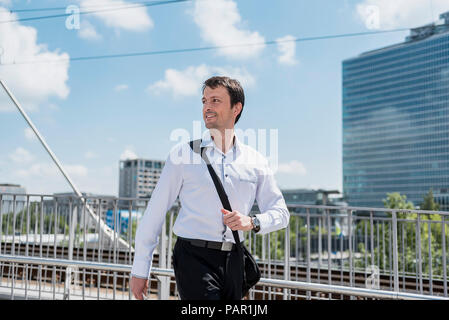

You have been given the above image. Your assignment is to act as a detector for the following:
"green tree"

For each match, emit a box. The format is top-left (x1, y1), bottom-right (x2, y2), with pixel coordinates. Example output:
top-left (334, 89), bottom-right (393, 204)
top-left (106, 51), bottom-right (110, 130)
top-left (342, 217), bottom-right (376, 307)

top-left (383, 192), bottom-right (414, 209)
top-left (371, 190), bottom-right (448, 277)
top-left (420, 189), bottom-right (439, 212)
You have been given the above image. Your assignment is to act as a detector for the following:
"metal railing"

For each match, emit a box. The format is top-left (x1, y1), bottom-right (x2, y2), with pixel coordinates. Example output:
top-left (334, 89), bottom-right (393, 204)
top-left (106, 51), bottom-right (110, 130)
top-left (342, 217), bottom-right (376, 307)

top-left (1, 254), bottom-right (446, 300)
top-left (1, 193), bottom-right (448, 300)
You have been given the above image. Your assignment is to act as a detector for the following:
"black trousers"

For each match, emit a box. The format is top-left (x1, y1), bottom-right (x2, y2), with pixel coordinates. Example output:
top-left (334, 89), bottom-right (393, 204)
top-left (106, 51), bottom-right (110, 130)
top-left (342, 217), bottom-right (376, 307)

top-left (172, 238), bottom-right (243, 300)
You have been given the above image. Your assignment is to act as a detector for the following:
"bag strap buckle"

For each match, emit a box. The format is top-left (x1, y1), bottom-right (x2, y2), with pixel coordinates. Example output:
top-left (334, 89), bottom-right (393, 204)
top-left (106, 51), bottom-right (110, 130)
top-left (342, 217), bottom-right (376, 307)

top-left (221, 242), bottom-right (233, 251)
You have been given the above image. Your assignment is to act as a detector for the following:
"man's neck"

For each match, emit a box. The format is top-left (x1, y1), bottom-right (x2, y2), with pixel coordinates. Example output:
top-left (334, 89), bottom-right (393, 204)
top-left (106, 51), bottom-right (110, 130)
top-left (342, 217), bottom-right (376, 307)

top-left (210, 128), bottom-right (235, 154)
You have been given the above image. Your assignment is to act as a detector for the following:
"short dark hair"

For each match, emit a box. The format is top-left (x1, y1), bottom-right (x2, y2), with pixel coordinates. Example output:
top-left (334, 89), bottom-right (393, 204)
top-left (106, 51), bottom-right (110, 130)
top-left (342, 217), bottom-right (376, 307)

top-left (202, 76), bottom-right (245, 124)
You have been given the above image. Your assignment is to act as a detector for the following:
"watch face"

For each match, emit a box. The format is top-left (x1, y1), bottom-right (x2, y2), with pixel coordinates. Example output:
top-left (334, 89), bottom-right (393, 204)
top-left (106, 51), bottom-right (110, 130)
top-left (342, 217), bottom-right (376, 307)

top-left (253, 217), bottom-right (260, 231)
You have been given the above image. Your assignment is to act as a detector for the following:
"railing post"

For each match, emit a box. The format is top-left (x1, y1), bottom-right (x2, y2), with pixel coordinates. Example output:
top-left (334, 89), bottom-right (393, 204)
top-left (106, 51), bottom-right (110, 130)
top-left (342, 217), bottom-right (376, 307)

top-left (65, 199), bottom-right (76, 300)
top-left (10, 195), bottom-right (17, 300)
top-left (442, 216), bottom-right (447, 297)
top-left (326, 209), bottom-right (332, 300)
top-left (306, 208), bottom-right (311, 300)
top-left (348, 210), bottom-right (353, 289)
top-left (417, 213), bottom-right (423, 294)
top-left (318, 215), bottom-right (322, 282)
top-left (370, 211), bottom-right (374, 266)
top-left (157, 215), bottom-right (169, 300)
top-left (284, 220), bottom-right (290, 300)
top-left (39, 196), bottom-right (43, 300)
top-left (391, 211), bottom-right (399, 292)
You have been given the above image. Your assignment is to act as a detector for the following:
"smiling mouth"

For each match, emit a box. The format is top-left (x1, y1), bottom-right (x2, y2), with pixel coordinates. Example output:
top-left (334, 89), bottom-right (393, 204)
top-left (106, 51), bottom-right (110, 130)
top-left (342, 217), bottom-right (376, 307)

top-left (205, 113), bottom-right (216, 120)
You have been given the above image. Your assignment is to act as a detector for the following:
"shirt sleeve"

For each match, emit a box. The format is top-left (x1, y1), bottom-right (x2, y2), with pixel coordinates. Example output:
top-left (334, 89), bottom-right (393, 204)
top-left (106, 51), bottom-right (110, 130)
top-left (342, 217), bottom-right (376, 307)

top-left (254, 158), bottom-right (290, 235)
top-left (131, 146), bottom-right (183, 279)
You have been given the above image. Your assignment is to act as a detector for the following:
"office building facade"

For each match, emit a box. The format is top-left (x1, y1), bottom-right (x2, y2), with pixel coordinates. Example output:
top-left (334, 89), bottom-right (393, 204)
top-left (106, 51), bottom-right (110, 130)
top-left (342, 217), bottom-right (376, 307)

top-left (119, 158), bottom-right (164, 203)
top-left (343, 12), bottom-right (449, 207)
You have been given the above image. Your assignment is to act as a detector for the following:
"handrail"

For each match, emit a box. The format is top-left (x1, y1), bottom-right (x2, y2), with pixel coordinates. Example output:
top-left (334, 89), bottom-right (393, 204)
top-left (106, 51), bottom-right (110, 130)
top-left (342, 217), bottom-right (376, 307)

top-left (2, 192), bottom-right (449, 216)
top-left (1, 254), bottom-right (447, 300)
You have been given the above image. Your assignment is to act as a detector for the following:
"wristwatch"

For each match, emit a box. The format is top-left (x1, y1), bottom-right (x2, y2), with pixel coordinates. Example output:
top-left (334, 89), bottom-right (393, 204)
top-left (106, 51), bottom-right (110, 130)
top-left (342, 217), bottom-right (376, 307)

top-left (251, 216), bottom-right (261, 233)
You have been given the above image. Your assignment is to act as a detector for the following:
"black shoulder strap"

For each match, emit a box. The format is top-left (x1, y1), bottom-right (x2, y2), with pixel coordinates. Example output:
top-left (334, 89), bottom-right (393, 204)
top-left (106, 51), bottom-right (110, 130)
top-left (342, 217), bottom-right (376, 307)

top-left (188, 140), bottom-right (242, 244)
top-left (189, 139), bottom-right (202, 155)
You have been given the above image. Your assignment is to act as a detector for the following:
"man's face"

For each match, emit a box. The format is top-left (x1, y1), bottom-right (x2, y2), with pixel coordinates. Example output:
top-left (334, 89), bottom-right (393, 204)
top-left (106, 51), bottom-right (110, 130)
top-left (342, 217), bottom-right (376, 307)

top-left (202, 85), bottom-right (240, 130)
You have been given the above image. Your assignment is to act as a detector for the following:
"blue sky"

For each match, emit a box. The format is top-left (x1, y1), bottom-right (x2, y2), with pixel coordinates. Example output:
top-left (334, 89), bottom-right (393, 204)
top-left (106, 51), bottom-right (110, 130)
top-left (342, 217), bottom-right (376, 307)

top-left (1, 0), bottom-right (448, 196)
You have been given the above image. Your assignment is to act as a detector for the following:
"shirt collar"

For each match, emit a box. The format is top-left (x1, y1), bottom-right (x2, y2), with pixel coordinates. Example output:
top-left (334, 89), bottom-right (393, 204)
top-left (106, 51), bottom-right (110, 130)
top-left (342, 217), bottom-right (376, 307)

top-left (200, 129), bottom-right (241, 155)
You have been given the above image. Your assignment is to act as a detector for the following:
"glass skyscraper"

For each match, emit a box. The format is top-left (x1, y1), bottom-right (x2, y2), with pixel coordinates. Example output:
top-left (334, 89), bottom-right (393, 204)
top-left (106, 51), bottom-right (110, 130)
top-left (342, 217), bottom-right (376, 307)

top-left (343, 12), bottom-right (449, 208)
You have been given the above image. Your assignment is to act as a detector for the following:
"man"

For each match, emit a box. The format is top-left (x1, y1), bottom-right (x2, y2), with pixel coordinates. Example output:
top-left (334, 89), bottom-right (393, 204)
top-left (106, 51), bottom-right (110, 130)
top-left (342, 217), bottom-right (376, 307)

top-left (130, 76), bottom-right (289, 300)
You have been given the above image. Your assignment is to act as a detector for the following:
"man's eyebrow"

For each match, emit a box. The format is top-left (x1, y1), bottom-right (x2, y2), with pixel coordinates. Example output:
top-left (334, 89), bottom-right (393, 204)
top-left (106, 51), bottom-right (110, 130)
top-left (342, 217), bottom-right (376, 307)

top-left (202, 95), bottom-right (222, 100)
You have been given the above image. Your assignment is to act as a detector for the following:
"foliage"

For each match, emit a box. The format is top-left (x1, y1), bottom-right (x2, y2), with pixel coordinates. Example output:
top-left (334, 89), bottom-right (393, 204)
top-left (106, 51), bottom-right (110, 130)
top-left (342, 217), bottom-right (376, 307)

top-left (353, 190), bottom-right (448, 277)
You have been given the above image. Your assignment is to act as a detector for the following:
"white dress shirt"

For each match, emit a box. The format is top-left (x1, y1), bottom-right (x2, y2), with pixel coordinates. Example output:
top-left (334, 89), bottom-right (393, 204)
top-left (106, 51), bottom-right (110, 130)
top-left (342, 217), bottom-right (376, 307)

top-left (131, 130), bottom-right (290, 279)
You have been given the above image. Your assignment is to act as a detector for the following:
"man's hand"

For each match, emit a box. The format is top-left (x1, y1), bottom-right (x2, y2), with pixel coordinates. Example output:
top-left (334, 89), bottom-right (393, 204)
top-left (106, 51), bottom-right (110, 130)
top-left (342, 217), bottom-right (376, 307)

top-left (130, 276), bottom-right (149, 300)
top-left (221, 209), bottom-right (253, 231)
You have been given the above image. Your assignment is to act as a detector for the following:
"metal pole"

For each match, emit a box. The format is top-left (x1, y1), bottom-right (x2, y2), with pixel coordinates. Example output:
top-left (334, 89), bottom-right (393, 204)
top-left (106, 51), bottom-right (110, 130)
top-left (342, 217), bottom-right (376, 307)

top-left (306, 208), bottom-right (311, 300)
top-left (428, 221), bottom-right (432, 295)
top-left (284, 221), bottom-right (290, 300)
top-left (402, 222), bottom-right (406, 291)
top-left (417, 214), bottom-right (423, 294)
top-left (327, 209), bottom-right (332, 300)
top-left (157, 215), bottom-right (169, 300)
top-left (25, 195), bottom-right (30, 300)
top-left (370, 211), bottom-right (374, 266)
top-left (442, 216), bottom-right (447, 297)
top-left (348, 209), bottom-right (354, 300)
top-left (391, 211), bottom-right (399, 292)
top-left (318, 215), bottom-right (322, 283)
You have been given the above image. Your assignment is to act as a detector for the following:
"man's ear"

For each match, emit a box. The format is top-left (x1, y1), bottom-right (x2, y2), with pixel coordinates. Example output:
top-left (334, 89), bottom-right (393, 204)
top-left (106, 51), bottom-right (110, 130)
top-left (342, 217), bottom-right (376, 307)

top-left (233, 102), bottom-right (242, 118)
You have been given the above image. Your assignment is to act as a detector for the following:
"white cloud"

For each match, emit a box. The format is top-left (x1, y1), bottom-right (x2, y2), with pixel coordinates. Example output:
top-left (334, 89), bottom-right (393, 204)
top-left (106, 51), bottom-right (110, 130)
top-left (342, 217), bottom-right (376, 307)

top-left (276, 35), bottom-right (298, 66)
top-left (9, 147), bottom-right (34, 164)
top-left (114, 84), bottom-right (129, 92)
top-left (6, 159), bottom-right (118, 195)
top-left (355, 0), bottom-right (449, 29)
top-left (80, 0), bottom-right (153, 32)
top-left (192, 0), bottom-right (265, 59)
top-left (120, 147), bottom-right (138, 160)
top-left (15, 162), bottom-right (88, 178)
top-left (78, 19), bottom-right (102, 40)
top-left (276, 160), bottom-right (307, 175)
top-left (24, 127), bottom-right (37, 141)
top-left (148, 64), bottom-right (255, 97)
top-left (0, 7), bottom-right (70, 113)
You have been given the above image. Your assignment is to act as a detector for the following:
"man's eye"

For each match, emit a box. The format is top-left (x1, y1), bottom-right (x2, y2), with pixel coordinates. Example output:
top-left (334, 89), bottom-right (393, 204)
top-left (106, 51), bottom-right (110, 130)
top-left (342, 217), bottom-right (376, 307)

top-left (213, 99), bottom-right (219, 102)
